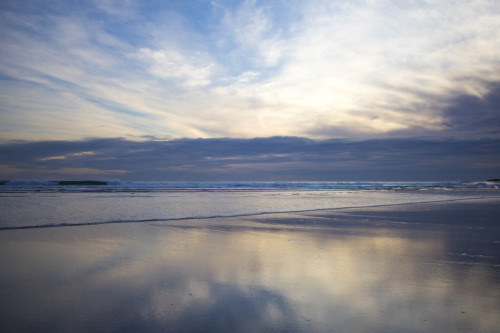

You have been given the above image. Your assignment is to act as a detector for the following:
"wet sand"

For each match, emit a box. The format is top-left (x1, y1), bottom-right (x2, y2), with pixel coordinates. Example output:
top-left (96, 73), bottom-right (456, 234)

top-left (1, 198), bottom-right (499, 332)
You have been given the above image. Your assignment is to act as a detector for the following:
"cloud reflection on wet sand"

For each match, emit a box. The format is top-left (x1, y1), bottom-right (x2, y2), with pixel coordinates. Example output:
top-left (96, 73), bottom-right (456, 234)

top-left (1, 205), bottom-right (499, 332)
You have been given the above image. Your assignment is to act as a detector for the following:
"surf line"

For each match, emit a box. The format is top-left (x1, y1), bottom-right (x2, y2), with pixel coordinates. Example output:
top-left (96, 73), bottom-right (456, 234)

top-left (0, 196), bottom-right (489, 231)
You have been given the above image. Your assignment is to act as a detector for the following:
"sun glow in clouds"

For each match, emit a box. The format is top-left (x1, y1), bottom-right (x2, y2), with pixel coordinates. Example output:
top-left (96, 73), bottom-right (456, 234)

top-left (38, 151), bottom-right (95, 161)
top-left (1, 0), bottom-right (500, 140)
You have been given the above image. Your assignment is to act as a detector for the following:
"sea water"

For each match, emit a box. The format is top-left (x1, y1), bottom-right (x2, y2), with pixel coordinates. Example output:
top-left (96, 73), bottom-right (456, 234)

top-left (1, 180), bottom-right (498, 229)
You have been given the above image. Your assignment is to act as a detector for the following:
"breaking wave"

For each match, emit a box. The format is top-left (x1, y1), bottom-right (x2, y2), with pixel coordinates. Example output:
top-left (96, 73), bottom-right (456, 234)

top-left (1, 179), bottom-right (499, 192)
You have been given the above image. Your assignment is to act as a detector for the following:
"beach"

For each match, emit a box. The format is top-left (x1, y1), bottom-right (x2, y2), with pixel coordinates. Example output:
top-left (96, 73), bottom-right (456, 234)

top-left (1, 197), bottom-right (499, 332)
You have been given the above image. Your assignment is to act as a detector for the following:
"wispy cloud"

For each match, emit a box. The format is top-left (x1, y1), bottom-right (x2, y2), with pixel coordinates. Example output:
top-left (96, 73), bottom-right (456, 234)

top-left (0, 0), bottom-right (499, 141)
top-left (134, 47), bottom-right (214, 87)
top-left (37, 151), bottom-right (95, 161)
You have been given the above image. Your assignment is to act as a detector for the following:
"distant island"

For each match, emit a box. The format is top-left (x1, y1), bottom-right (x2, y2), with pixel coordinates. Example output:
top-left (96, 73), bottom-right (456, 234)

top-left (57, 181), bottom-right (108, 186)
top-left (487, 179), bottom-right (500, 182)
top-left (0, 180), bottom-right (108, 186)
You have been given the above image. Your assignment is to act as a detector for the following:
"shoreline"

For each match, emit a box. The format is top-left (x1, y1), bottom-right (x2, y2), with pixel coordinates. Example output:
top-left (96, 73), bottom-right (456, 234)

top-left (1, 195), bottom-right (498, 231)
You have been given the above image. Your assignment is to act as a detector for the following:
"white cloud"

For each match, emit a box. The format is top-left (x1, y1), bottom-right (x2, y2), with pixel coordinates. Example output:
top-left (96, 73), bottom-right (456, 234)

top-left (218, 0), bottom-right (285, 67)
top-left (1, 0), bottom-right (500, 140)
top-left (135, 48), bottom-right (214, 87)
top-left (199, 0), bottom-right (500, 138)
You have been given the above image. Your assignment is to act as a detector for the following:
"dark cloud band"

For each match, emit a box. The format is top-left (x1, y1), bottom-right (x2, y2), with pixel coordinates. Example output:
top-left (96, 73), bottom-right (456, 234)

top-left (1, 137), bottom-right (499, 181)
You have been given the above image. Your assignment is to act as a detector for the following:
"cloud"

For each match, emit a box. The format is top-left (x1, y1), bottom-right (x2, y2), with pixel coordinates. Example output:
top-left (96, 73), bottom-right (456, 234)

top-left (217, 0), bottom-right (286, 68)
top-left (247, 0), bottom-right (500, 137)
top-left (1, 137), bottom-right (499, 181)
top-left (441, 82), bottom-right (500, 139)
top-left (135, 48), bottom-right (214, 87)
top-left (0, 0), bottom-right (500, 140)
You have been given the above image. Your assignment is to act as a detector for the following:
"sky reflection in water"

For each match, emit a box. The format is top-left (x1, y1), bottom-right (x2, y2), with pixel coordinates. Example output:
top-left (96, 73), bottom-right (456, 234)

top-left (1, 205), bottom-right (499, 332)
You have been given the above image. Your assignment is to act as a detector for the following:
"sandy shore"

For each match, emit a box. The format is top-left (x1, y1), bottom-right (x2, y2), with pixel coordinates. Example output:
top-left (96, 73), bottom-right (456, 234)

top-left (1, 197), bottom-right (499, 332)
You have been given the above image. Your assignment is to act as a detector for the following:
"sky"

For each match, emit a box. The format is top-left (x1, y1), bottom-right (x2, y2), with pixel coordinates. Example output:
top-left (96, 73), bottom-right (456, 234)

top-left (1, 0), bottom-right (500, 180)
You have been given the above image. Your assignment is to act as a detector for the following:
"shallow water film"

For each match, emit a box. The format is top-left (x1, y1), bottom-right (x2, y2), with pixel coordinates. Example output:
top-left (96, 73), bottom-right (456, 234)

top-left (1, 199), bottom-right (499, 332)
